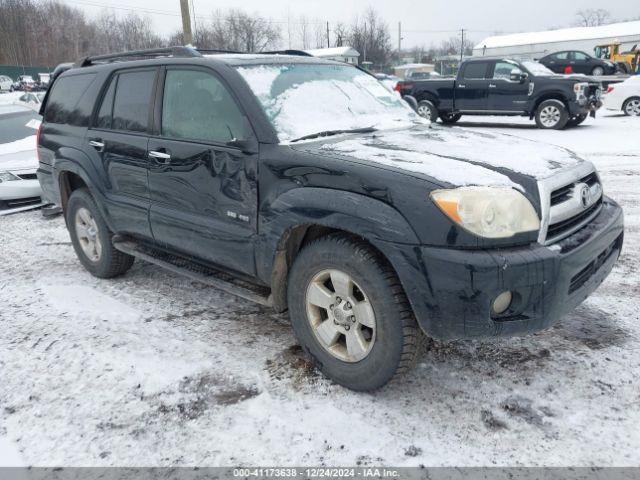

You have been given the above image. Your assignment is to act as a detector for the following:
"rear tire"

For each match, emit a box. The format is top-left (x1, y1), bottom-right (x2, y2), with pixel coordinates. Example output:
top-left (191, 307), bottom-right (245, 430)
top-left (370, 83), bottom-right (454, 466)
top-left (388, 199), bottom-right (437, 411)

top-left (591, 66), bottom-right (605, 76)
top-left (287, 234), bottom-right (423, 391)
top-left (66, 188), bottom-right (134, 278)
top-left (567, 113), bottom-right (588, 127)
top-left (535, 99), bottom-right (569, 129)
top-left (622, 97), bottom-right (640, 116)
top-left (440, 112), bottom-right (462, 124)
top-left (417, 100), bottom-right (438, 122)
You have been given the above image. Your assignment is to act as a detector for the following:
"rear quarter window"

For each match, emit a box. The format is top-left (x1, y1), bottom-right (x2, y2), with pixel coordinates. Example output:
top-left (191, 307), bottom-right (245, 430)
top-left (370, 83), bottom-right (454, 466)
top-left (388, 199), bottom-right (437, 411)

top-left (44, 73), bottom-right (97, 126)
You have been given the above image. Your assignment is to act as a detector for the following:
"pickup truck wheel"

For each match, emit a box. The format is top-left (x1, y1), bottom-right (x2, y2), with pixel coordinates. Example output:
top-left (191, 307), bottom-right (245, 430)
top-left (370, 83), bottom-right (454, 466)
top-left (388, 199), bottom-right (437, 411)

top-left (623, 97), bottom-right (640, 116)
top-left (535, 100), bottom-right (569, 129)
top-left (440, 113), bottom-right (462, 124)
top-left (66, 188), bottom-right (134, 278)
top-left (567, 113), bottom-right (588, 127)
top-left (417, 100), bottom-right (438, 121)
top-left (287, 234), bottom-right (423, 391)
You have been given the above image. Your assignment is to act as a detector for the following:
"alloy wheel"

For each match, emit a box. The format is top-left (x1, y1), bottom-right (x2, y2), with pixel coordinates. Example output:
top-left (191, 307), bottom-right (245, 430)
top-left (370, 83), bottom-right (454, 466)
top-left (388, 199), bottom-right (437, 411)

top-left (624, 99), bottom-right (640, 116)
top-left (417, 104), bottom-right (432, 120)
top-left (75, 207), bottom-right (102, 262)
top-left (540, 105), bottom-right (561, 127)
top-left (305, 269), bottom-right (376, 363)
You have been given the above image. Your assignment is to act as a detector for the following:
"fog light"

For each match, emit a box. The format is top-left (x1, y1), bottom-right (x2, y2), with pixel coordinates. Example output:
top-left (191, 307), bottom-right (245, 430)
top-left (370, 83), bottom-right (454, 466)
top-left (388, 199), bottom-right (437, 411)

top-left (492, 291), bottom-right (513, 315)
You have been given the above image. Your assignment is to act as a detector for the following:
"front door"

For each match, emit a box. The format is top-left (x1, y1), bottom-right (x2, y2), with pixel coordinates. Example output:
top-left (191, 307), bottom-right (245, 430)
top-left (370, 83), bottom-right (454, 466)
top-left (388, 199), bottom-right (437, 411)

top-left (147, 67), bottom-right (259, 276)
top-left (85, 68), bottom-right (158, 238)
top-left (569, 51), bottom-right (592, 74)
top-left (487, 61), bottom-right (530, 112)
top-left (455, 61), bottom-right (491, 111)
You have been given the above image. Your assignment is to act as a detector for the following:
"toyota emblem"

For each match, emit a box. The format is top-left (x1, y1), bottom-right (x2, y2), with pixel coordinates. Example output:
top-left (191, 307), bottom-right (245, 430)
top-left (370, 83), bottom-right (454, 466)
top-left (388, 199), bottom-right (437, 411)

top-left (580, 184), bottom-right (591, 209)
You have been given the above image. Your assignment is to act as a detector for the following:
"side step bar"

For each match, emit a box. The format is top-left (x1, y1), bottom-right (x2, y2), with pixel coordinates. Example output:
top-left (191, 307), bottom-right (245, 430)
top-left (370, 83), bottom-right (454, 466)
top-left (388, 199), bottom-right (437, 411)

top-left (113, 238), bottom-right (273, 307)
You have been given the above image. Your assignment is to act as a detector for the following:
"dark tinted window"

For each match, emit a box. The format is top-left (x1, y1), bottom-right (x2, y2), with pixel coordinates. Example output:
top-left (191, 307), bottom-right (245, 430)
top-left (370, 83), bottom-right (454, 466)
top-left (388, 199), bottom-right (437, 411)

top-left (573, 52), bottom-right (588, 60)
top-left (96, 76), bottom-right (116, 129)
top-left (112, 70), bottom-right (155, 133)
top-left (463, 62), bottom-right (489, 79)
top-left (161, 69), bottom-right (246, 143)
top-left (553, 52), bottom-right (569, 60)
top-left (44, 74), bottom-right (96, 125)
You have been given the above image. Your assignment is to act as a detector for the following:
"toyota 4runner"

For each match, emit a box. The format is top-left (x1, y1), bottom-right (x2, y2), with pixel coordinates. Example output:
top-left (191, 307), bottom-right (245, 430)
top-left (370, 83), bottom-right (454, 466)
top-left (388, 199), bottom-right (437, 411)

top-left (37, 47), bottom-right (624, 391)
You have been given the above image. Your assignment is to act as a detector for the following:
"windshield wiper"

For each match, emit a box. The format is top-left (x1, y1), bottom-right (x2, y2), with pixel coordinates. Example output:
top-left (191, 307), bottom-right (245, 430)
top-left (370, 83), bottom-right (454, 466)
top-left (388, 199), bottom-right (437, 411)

top-left (290, 126), bottom-right (376, 143)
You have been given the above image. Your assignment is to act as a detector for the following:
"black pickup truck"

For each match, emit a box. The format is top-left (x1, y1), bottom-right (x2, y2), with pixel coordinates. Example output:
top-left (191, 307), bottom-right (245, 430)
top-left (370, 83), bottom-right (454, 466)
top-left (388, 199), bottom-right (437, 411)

top-left (396, 58), bottom-right (603, 129)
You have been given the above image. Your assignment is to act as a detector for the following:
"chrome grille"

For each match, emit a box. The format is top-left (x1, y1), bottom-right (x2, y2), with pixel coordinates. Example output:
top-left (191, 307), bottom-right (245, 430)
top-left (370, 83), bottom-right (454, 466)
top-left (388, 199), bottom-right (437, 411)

top-left (537, 163), bottom-right (603, 245)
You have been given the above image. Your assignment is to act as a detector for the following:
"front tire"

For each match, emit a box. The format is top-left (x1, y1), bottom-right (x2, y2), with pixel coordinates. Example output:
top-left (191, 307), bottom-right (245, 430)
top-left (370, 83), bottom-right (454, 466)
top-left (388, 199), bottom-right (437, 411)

top-left (417, 100), bottom-right (438, 122)
top-left (440, 112), bottom-right (462, 124)
top-left (66, 188), bottom-right (134, 278)
top-left (287, 234), bottom-right (423, 391)
top-left (535, 99), bottom-right (569, 129)
top-left (623, 97), bottom-right (640, 116)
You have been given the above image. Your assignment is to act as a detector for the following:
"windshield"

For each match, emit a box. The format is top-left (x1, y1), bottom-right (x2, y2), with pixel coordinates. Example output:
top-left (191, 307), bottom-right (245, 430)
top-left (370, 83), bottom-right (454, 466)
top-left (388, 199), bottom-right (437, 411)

top-left (237, 63), bottom-right (423, 142)
top-left (522, 61), bottom-right (555, 76)
top-left (0, 110), bottom-right (41, 145)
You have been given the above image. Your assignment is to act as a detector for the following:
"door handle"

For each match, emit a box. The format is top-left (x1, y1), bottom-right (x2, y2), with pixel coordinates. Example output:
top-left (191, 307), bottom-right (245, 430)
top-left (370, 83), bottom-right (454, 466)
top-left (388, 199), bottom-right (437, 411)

top-left (149, 150), bottom-right (171, 163)
top-left (89, 140), bottom-right (104, 151)
top-left (458, 84), bottom-right (466, 88)
top-left (489, 84), bottom-right (497, 88)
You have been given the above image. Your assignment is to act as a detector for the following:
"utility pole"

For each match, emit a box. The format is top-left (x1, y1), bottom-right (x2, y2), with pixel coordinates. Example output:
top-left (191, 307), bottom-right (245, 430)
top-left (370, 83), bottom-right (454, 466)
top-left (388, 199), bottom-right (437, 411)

top-left (363, 22), bottom-right (367, 63)
top-left (180, 0), bottom-right (193, 45)
top-left (327, 21), bottom-right (330, 48)
top-left (398, 21), bottom-right (402, 55)
top-left (460, 28), bottom-right (465, 63)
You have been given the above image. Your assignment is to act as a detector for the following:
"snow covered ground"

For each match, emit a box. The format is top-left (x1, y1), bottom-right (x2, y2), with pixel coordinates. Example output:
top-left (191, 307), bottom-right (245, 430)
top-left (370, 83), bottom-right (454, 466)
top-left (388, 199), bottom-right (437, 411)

top-left (0, 111), bottom-right (639, 467)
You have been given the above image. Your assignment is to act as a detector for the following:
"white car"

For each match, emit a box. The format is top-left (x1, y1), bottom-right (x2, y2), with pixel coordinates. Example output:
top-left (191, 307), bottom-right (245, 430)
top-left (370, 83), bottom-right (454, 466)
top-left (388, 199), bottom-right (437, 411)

top-left (0, 104), bottom-right (44, 215)
top-left (603, 76), bottom-right (640, 116)
top-left (0, 75), bottom-right (13, 92)
top-left (14, 92), bottom-right (45, 111)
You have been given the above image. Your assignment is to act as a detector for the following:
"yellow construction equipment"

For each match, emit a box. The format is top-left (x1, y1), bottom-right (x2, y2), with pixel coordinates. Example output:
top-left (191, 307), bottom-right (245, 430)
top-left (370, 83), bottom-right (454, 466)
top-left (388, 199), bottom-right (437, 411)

top-left (594, 43), bottom-right (639, 74)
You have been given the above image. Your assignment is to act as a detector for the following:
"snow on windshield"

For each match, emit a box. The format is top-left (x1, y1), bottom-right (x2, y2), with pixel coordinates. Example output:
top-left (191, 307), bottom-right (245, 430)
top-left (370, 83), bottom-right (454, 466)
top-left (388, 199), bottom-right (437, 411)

top-left (522, 61), bottom-right (555, 76)
top-left (237, 64), bottom-right (424, 142)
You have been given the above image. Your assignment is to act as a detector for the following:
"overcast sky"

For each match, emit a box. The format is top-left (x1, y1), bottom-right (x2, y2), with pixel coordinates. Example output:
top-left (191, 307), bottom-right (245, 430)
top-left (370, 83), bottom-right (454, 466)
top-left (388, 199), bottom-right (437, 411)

top-left (66, 0), bottom-right (639, 48)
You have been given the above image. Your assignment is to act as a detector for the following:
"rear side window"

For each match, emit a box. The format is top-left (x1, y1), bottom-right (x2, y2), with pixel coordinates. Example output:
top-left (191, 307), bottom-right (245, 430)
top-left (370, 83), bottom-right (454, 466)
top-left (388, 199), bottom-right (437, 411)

top-left (462, 62), bottom-right (488, 79)
top-left (97, 70), bottom-right (155, 133)
top-left (44, 74), bottom-right (96, 125)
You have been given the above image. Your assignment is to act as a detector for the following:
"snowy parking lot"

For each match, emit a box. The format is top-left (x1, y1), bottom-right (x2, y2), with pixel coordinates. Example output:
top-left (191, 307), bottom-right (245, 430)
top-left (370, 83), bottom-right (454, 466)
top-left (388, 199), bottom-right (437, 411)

top-left (1, 112), bottom-right (639, 467)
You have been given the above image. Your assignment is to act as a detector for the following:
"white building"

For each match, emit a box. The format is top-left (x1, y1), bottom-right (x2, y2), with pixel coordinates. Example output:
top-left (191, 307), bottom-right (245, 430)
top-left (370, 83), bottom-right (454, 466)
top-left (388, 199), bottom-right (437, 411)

top-left (304, 46), bottom-right (360, 65)
top-left (473, 20), bottom-right (640, 60)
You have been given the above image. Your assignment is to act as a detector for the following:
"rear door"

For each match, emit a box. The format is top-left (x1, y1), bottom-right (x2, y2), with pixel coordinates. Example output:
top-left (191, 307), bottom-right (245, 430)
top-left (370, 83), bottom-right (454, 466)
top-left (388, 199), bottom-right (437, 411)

top-left (85, 68), bottom-right (158, 238)
top-left (543, 52), bottom-right (571, 73)
top-left (487, 61), bottom-right (530, 112)
top-left (455, 61), bottom-right (491, 111)
top-left (147, 66), bottom-right (259, 276)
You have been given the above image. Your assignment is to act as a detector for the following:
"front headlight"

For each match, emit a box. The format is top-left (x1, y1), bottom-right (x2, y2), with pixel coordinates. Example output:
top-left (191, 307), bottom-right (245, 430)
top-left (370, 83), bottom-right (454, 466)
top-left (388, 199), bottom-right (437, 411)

top-left (430, 187), bottom-right (540, 239)
top-left (0, 171), bottom-right (20, 183)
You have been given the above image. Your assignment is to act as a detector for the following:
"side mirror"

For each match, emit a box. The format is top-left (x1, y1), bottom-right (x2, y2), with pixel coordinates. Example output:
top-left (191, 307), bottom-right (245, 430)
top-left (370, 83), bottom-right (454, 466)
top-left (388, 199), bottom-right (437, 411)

top-left (510, 70), bottom-right (528, 83)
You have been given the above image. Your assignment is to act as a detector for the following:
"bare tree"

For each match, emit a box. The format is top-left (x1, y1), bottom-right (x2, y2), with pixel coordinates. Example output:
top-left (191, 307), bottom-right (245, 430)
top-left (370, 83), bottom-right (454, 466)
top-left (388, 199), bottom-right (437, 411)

top-left (576, 9), bottom-right (611, 27)
top-left (348, 8), bottom-right (392, 68)
top-left (333, 23), bottom-right (348, 47)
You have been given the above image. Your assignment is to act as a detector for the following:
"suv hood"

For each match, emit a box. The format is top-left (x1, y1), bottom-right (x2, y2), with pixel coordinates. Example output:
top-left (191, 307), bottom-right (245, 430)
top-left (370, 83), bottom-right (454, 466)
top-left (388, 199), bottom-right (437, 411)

top-left (291, 125), bottom-right (585, 189)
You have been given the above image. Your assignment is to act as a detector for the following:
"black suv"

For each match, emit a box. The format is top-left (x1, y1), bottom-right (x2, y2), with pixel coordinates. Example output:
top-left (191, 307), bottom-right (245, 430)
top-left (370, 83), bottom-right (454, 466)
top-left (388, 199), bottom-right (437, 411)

top-left (538, 50), bottom-right (617, 76)
top-left (37, 47), bottom-right (624, 391)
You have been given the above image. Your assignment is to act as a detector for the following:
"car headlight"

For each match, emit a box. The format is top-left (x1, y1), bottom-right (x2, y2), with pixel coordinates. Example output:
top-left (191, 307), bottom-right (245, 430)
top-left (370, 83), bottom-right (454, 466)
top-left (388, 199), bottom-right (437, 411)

top-left (0, 171), bottom-right (20, 183)
top-left (430, 186), bottom-right (540, 238)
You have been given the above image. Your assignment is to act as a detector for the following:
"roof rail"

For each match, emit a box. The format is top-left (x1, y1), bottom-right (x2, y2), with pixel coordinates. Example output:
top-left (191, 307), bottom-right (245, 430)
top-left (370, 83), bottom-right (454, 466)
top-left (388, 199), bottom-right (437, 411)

top-left (75, 46), bottom-right (202, 67)
top-left (261, 49), bottom-right (313, 57)
top-left (196, 48), bottom-right (244, 55)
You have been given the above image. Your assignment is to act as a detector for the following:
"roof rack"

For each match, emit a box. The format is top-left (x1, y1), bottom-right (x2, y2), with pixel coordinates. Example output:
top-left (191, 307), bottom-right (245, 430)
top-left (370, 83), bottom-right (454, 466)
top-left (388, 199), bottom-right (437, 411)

top-left (75, 46), bottom-right (202, 67)
top-left (75, 46), bottom-right (315, 68)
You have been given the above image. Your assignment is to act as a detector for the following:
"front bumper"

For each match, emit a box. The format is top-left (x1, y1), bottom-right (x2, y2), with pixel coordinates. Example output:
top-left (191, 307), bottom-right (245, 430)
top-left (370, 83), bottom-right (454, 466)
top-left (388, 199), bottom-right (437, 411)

top-left (389, 197), bottom-right (624, 340)
top-left (0, 178), bottom-right (44, 215)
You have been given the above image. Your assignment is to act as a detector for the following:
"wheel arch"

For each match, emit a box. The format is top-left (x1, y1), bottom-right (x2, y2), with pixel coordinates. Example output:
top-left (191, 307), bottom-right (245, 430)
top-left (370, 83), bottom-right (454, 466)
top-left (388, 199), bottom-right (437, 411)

top-left (531, 92), bottom-right (569, 117)
top-left (258, 188), bottom-right (421, 312)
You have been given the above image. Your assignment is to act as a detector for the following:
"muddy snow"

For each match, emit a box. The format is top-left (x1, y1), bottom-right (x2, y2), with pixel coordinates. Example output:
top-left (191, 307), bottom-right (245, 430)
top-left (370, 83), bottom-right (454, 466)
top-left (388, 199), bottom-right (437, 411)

top-left (0, 112), bottom-right (639, 467)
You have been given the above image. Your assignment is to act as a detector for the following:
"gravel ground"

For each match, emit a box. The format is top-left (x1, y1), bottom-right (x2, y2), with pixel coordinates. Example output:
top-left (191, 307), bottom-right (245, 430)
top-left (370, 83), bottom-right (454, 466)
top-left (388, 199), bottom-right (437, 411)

top-left (0, 112), bottom-right (639, 467)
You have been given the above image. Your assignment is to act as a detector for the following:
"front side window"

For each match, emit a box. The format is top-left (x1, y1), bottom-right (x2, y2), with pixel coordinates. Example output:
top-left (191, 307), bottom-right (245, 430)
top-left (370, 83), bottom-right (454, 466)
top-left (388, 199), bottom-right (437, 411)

top-left (462, 62), bottom-right (489, 79)
top-left (573, 52), bottom-right (588, 60)
top-left (236, 63), bottom-right (421, 142)
top-left (493, 61), bottom-right (522, 80)
top-left (161, 69), bottom-right (246, 143)
top-left (111, 70), bottom-right (156, 133)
